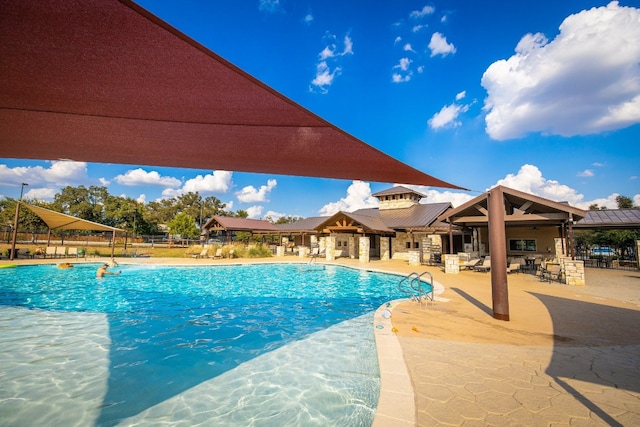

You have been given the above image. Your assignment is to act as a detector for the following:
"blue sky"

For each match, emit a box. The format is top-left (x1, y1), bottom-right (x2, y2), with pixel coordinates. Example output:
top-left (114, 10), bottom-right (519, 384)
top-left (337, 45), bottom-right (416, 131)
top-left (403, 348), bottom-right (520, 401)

top-left (1, 0), bottom-right (639, 219)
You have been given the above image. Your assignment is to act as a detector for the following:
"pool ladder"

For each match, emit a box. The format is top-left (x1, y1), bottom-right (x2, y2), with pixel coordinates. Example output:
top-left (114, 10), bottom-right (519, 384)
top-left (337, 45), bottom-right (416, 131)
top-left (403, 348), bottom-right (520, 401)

top-left (398, 271), bottom-right (434, 303)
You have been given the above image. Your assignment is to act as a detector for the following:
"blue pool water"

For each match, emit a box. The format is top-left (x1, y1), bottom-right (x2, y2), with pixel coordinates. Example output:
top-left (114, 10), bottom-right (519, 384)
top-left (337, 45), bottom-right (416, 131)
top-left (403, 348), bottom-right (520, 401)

top-left (0, 263), bottom-right (414, 426)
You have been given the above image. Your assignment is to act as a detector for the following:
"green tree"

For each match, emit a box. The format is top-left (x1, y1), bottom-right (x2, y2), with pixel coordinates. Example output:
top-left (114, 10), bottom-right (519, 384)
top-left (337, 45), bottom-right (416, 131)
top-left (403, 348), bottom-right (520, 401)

top-left (166, 212), bottom-right (199, 239)
top-left (235, 210), bottom-right (249, 218)
top-left (616, 195), bottom-right (634, 209)
top-left (52, 185), bottom-right (109, 222)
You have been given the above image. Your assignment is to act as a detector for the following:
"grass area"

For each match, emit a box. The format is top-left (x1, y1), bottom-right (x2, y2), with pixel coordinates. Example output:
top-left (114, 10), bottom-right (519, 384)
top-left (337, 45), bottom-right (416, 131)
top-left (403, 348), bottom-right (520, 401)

top-left (0, 243), bottom-right (275, 259)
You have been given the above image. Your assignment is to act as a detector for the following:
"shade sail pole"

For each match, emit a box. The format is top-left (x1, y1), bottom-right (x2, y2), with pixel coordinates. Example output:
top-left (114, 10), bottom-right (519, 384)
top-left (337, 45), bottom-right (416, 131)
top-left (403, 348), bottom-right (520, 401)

top-left (488, 187), bottom-right (509, 321)
top-left (111, 230), bottom-right (116, 261)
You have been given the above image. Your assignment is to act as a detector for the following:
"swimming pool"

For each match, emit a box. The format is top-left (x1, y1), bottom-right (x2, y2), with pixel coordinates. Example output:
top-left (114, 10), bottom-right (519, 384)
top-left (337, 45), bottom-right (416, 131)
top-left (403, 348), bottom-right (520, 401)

top-left (0, 263), bottom-right (414, 426)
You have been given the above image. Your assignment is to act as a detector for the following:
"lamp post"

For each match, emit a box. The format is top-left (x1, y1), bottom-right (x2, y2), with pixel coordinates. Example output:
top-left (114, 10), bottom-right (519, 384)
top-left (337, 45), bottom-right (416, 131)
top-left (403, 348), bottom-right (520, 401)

top-left (9, 182), bottom-right (28, 261)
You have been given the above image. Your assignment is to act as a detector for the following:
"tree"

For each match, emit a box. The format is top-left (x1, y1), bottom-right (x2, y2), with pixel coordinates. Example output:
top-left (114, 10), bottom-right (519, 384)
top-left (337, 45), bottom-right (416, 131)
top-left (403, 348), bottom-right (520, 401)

top-left (166, 212), bottom-right (199, 239)
top-left (273, 215), bottom-right (303, 224)
top-left (52, 185), bottom-right (109, 222)
top-left (616, 195), bottom-right (634, 209)
top-left (234, 210), bottom-right (249, 218)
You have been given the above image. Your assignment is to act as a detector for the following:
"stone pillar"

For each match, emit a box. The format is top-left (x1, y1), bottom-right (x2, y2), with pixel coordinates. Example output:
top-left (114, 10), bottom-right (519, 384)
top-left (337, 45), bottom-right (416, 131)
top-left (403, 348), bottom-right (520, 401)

top-left (298, 246), bottom-right (309, 258)
top-left (562, 258), bottom-right (585, 286)
top-left (348, 236), bottom-right (356, 259)
top-left (408, 250), bottom-right (421, 266)
top-left (444, 254), bottom-right (460, 274)
top-left (554, 238), bottom-right (565, 258)
top-left (637, 240), bottom-right (640, 270)
top-left (326, 236), bottom-right (336, 261)
top-left (276, 246), bottom-right (285, 257)
top-left (380, 237), bottom-right (390, 261)
top-left (310, 235), bottom-right (318, 248)
top-left (359, 236), bottom-right (370, 263)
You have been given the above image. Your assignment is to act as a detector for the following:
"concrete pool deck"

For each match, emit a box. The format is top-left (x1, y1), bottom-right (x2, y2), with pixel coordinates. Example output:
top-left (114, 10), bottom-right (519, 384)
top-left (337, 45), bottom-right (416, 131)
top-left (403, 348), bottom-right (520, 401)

top-left (4, 256), bottom-right (640, 426)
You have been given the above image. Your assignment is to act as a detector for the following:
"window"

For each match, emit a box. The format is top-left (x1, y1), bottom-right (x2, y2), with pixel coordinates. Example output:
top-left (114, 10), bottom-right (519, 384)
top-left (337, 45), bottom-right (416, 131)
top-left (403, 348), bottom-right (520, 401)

top-left (406, 242), bottom-right (411, 249)
top-left (414, 242), bottom-right (420, 249)
top-left (509, 239), bottom-right (537, 252)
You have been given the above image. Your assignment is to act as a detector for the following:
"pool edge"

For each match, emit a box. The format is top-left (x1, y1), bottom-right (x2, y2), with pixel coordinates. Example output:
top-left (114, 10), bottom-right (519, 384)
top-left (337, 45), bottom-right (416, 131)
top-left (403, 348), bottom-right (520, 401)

top-left (372, 299), bottom-right (416, 427)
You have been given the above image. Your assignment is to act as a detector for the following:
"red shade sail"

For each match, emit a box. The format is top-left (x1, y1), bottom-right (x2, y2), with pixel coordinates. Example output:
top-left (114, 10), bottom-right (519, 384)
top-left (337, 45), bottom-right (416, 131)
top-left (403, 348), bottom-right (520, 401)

top-left (0, 0), bottom-right (464, 189)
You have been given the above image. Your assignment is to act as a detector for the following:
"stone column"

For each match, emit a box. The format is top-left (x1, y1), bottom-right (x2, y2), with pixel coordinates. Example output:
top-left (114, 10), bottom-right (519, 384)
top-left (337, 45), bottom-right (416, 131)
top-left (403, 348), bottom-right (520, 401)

top-left (298, 246), bottom-right (309, 258)
top-left (326, 236), bottom-right (336, 261)
top-left (276, 246), bottom-right (285, 257)
top-left (359, 236), bottom-right (370, 263)
top-left (562, 259), bottom-right (585, 286)
top-left (380, 237), bottom-right (390, 261)
top-left (348, 236), bottom-right (356, 259)
top-left (444, 254), bottom-right (460, 274)
top-left (408, 250), bottom-right (421, 266)
top-left (554, 237), bottom-right (565, 258)
top-left (637, 240), bottom-right (640, 270)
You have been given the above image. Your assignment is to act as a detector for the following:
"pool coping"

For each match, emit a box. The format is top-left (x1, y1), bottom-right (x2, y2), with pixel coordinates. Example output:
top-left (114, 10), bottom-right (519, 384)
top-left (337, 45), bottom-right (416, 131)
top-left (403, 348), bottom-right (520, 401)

top-left (372, 299), bottom-right (415, 427)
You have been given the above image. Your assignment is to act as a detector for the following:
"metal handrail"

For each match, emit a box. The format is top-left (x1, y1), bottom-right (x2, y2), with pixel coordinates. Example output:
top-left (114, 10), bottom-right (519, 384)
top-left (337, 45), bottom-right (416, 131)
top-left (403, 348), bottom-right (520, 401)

top-left (398, 271), bottom-right (434, 303)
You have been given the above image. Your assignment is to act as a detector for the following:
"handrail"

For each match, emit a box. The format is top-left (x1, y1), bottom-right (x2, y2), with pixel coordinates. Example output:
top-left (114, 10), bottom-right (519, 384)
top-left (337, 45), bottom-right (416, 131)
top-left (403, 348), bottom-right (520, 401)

top-left (398, 271), bottom-right (434, 303)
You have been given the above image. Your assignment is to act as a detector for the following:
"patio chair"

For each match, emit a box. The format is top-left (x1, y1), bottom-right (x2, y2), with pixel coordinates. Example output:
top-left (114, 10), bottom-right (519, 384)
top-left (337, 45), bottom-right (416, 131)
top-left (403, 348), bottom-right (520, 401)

top-left (474, 257), bottom-right (491, 272)
top-left (542, 264), bottom-right (562, 282)
top-left (208, 248), bottom-right (223, 259)
top-left (45, 246), bottom-right (57, 258)
top-left (192, 248), bottom-right (208, 259)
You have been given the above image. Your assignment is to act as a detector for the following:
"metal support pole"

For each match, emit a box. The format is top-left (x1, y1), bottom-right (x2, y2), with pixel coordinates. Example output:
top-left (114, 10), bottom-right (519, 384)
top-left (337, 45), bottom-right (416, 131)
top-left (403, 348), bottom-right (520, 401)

top-left (9, 183), bottom-right (28, 261)
top-left (488, 187), bottom-right (509, 321)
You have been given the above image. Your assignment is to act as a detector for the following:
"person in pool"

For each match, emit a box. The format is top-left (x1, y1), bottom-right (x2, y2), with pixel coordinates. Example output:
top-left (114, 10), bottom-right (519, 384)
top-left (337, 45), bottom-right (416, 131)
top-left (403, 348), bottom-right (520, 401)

top-left (96, 263), bottom-right (121, 278)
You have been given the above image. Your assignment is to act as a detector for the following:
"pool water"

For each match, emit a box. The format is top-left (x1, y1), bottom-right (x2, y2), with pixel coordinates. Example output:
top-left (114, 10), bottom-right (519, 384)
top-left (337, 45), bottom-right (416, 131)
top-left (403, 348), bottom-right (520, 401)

top-left (0, 263), bottom-right (413, 426)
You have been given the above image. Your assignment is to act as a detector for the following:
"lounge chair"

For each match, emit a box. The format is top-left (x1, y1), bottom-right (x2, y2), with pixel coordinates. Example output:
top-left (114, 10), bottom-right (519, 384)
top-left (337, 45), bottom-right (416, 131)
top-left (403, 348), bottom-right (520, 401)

top-left (474, 257), bottom-right (491, 272)
top-left (507, 261), bottom-right (520, 274)
top-left (45, 246), bottom-right (57, 258)
top-left (461, 258), bottom-right (481, 270)
top-left (67, 247), bottom-right (78, 259)
top-left (192, 248), bottom-right (208, 259)
top-left (208, 248), bottom-right (223, 259)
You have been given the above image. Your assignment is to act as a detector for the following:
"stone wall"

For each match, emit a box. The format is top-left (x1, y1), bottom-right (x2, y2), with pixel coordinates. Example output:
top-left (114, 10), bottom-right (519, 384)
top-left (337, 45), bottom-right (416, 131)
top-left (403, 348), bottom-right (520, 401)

top-left (560, 257), bottom-right (585, 286)
top-left (380, 237), bottom-right (390, 261)
top-left (359, 236), bottom-right (370, 263)
top-left (444, 254), bottom-right (460, 274)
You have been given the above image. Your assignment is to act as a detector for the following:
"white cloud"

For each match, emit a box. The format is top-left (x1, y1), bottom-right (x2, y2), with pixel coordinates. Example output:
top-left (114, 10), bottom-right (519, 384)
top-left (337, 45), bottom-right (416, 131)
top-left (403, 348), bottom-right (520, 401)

top-left (182, 170), bottom-right (233, 194)
top-left (392, 73), bottom-right (411, 83)
top-left (24, 187), bottom-right (57, 201)
top-left (593, 162), bottom-right (606, 167)
top-left (392, 58), bottom-right (413, 83)
top-left (259, 0), bottom-right (280, 13)
top-left (114, 168), bottom-right (181, 187)
top-left (304, 13), bottom-right (313, 25)
top-left (264, 210), bottom-right (286, 222)
top-left (428, 103), bottom-right (469, 130)
top-left (246, 205), bottom-right (264, 219)
top-left (428, 32), bottom-right (456, 57)
top-left (482, 2), bottom-right (640, 140)
top-left (0, 161), bottom-right (90, 199)
top-left (495, 164), bottom-right (585, 205)
top-left (318, 181), bottom-right (379, 216)
top-left (577, 169), bottom-right (594, 177)
top-left (412, 25), bottom-right (425, 33)
top-left (236, 179), bottom-right (277, 203)
top-left (635, 195), bottom-right (640, 207)
top-left (136, 194), bottom-right (147, 204)
top-left (410, 6), bottom-right (435, 19)
top-left (394, 36), bottom-right (402, 44)
top-left (403, 43), bottom-right (414, 52)
top-left (99, 177), bottom-right (110, 186)
top-left (455, 91), bottom-right (466, 101)
top-left (310, 33), bottom-right (354, 93)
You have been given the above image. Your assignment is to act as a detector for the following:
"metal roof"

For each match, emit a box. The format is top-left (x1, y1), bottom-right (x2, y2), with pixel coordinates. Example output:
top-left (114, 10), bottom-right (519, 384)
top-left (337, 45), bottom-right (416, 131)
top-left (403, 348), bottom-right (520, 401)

top-left (353, 203), bottom-right (452, 230)
top-left (574, 209), bottom-right (640, 228)
top-left (203, 216), bottom-right (278, 232)
top-left (0, 0), bottom-right (464, 189)
top-left (275, 217), bottom-right (329, 233)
